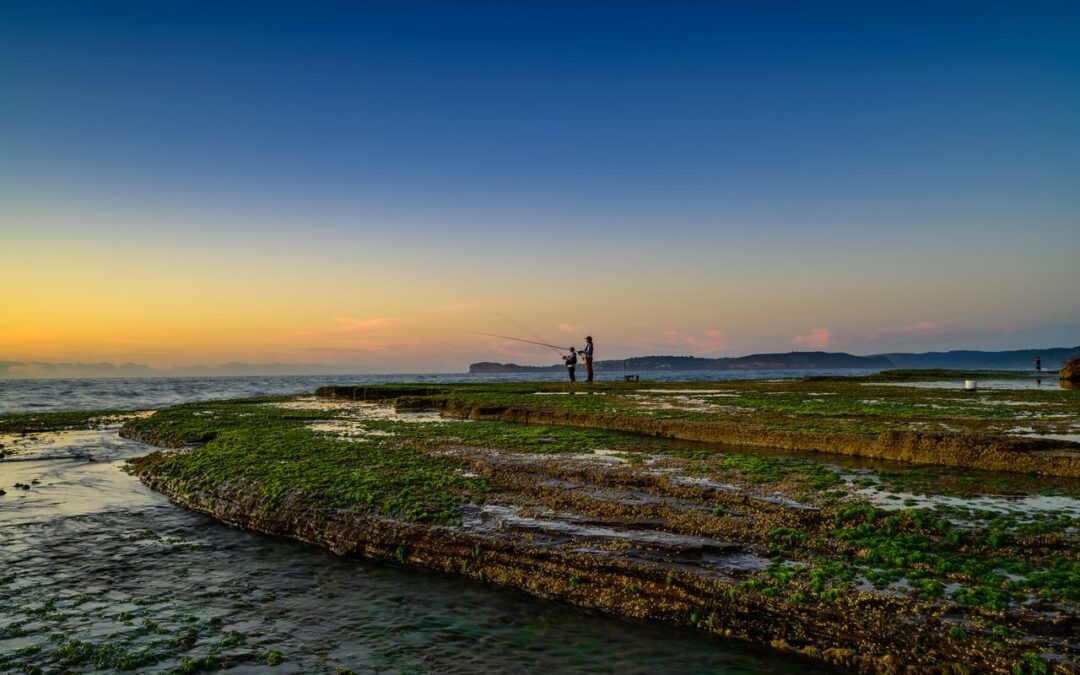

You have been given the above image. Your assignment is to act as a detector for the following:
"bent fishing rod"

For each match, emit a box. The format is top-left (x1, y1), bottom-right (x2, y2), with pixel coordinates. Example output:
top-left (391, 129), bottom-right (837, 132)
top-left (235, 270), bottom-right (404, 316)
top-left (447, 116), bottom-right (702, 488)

top-left (472, 332), bottom-right (573, 352)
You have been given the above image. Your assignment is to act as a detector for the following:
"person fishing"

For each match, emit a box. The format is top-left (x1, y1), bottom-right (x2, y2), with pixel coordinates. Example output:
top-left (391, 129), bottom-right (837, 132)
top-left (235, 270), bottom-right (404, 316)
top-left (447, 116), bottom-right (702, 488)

top-left (563, 347), bottom-right (578, 382)
top-left (578, 336), bottom-right (594, 383)
top-left (472, 331), bottom-right (584, 381)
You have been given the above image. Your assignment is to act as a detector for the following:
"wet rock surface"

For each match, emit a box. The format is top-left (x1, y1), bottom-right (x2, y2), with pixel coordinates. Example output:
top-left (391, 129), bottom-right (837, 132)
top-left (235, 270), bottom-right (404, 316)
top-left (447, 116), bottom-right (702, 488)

top-left (1061, 357), bottom-right (1080, 383)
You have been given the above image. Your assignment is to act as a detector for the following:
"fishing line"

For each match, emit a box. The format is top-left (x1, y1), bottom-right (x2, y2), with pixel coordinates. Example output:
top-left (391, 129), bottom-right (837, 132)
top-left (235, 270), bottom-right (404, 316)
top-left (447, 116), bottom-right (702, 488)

top-left (494, 313), bottom-right (566, 355)
top-left (471, 332), bottom-right (571, 353)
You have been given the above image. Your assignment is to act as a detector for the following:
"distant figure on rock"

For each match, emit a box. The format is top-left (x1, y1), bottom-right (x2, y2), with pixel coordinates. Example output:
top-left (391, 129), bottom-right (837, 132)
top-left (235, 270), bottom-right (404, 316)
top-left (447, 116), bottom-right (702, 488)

top-left (578, 336), bottom-right (595, 383)
top-left (563, 347), bottom-right (578, 382)
top-left (1035, 357), bottom-right (1041, 372)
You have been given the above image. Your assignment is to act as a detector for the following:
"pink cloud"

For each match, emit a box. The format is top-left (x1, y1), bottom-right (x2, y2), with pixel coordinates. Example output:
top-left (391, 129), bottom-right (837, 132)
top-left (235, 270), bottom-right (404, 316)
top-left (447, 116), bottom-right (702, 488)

top-left (875, 321), bottom-right (940, 339)
top-left (557, 323), bottom-right (579, 334)
top-left (333, 317), bottom-right (402, 333)
top-left (439, 301), bottom-right (484, 312)
top-left (791, 328), bottom-right (833, 350)
top-left (684, 329), bottom-right (729, 353)
top-left (285, 316), bottom-right (404, 340)
top-left (652, 328), bottom-right (729, 354)
top-left (906, 321), bottom-right (939, 332)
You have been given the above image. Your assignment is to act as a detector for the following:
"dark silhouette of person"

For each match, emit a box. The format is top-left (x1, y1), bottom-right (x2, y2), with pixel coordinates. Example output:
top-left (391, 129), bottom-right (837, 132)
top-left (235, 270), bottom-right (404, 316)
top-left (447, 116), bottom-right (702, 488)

top-left (563, 348), bottom-right (578, 382)
top-left (1035, 357), bottom-right (1042, 372)
top-left (578, 336), bottom-right (594, 383)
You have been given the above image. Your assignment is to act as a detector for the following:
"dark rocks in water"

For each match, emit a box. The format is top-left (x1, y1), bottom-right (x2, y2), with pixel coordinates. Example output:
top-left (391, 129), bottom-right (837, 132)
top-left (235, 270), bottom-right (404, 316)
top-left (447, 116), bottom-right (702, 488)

top-left (1060, 356), bottom-right (1080, 382)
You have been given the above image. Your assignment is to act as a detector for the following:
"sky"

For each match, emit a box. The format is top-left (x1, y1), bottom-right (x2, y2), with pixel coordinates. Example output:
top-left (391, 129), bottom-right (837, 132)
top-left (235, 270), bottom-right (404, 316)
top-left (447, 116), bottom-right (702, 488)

top-left (2, 1), bottom-right (1079, 375)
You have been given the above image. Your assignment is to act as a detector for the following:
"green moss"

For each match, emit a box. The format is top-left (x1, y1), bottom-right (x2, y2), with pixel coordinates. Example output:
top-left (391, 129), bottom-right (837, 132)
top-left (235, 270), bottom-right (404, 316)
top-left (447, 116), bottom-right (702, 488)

top-left (263, 650), bottom-right (285, 666)
top-left (739, 502), bottom-right (1079, 611)
top-left (124, 396), bottom-right (858, 523)
top-left (175, 655), bottom-right (221, 674)
top-left (52, 638), bottom-right (163, 671)
top-left (125, 401), bottom-right (491, 525)
top-left (1016, 652), bottom-right (1050, 675)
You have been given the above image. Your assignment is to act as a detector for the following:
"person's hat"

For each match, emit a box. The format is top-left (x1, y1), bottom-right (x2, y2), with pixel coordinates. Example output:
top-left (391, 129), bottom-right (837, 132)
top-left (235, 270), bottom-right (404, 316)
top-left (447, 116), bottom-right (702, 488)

top-left (585, 336), bottom-right (592, 340)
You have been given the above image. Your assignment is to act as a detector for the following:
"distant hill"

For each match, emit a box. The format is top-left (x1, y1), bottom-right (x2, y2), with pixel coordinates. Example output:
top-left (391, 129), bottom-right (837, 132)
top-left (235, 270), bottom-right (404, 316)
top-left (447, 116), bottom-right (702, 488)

top-left (468, 345), bottom-right (1080, 374)
top-left (876, 346), bottom-right (1080, 370)
top-left (469, 362), bottom-right (565, 373)
top-left (621, 352), bottom-right (894, 371)
top-left (469, 351), bottom-right (892, 373)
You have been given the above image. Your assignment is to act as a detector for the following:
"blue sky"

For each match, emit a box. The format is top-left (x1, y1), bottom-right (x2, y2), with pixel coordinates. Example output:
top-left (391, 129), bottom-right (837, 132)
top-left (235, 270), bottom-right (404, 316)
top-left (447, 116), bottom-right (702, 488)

top-left (2, 1), bottom-right (1079, 370)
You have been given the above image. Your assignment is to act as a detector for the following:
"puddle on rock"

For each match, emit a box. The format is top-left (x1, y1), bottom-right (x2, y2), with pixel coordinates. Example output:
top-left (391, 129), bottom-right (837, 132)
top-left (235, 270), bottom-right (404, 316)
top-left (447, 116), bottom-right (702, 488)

top-left (1006, 428), bottom-right (1080, 444)
top-left (855, 483), bottom-right (1080, 519)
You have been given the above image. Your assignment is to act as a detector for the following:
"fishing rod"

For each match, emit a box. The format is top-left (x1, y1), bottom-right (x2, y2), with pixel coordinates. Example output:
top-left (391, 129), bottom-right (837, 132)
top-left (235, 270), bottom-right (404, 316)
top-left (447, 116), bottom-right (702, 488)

top-left (496, 312), bottom-right (550, 346)
top-left (472, 332), bottom-right (572, 352)
top-left (494, 313), bottom-right (566, 355)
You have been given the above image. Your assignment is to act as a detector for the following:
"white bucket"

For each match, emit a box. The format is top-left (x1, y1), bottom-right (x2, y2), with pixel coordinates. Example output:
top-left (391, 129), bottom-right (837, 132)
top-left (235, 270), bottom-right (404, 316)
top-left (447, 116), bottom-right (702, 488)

top-left (964, 380), bottom-right (977, 391)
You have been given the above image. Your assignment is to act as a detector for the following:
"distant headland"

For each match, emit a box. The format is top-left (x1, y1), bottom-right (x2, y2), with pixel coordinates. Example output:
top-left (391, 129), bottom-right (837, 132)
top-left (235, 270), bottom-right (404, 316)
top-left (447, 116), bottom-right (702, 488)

top-left (468, 345), bottom-right (1080, 374)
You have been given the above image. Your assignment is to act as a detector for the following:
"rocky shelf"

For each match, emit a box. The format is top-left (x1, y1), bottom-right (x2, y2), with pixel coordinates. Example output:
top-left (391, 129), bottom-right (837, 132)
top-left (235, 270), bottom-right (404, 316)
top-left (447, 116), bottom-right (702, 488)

top-left (121, 381), bottom-right (1080, 674)
top-left (316, 375), bottom-right (1080, 478)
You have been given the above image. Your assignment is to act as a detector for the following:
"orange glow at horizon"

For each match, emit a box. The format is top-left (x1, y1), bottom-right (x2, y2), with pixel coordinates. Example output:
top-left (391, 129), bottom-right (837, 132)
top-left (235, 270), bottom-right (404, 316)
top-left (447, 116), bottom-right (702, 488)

top-left (3, 198), bottom-right (1079, 373)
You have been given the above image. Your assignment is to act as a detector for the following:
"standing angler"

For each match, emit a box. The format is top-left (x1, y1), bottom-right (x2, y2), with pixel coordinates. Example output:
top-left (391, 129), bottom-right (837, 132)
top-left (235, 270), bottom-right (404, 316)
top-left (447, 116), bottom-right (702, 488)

top-left (563, 347), bottom-right (578, 382)
top-left (579, 336), bottom-right (595, 383)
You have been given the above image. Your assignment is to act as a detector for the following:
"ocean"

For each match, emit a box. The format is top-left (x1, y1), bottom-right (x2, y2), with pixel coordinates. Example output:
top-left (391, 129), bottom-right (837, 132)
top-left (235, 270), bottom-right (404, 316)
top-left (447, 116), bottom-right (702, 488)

top-left (0, 368), bottom-right (880, 414)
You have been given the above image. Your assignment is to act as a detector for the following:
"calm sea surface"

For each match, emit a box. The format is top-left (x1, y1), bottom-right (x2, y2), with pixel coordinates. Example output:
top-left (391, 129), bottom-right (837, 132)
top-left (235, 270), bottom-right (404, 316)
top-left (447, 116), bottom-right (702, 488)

top-left (0, 369), bottom-right (879, 414)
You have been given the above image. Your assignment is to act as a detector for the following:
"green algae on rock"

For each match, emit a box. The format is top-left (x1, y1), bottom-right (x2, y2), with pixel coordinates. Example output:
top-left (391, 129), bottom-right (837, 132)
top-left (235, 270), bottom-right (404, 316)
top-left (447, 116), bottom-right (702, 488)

top-left (122, 399), bottom-right (491, 524)
top-left (123, 394), bottom-right (1080, 674)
